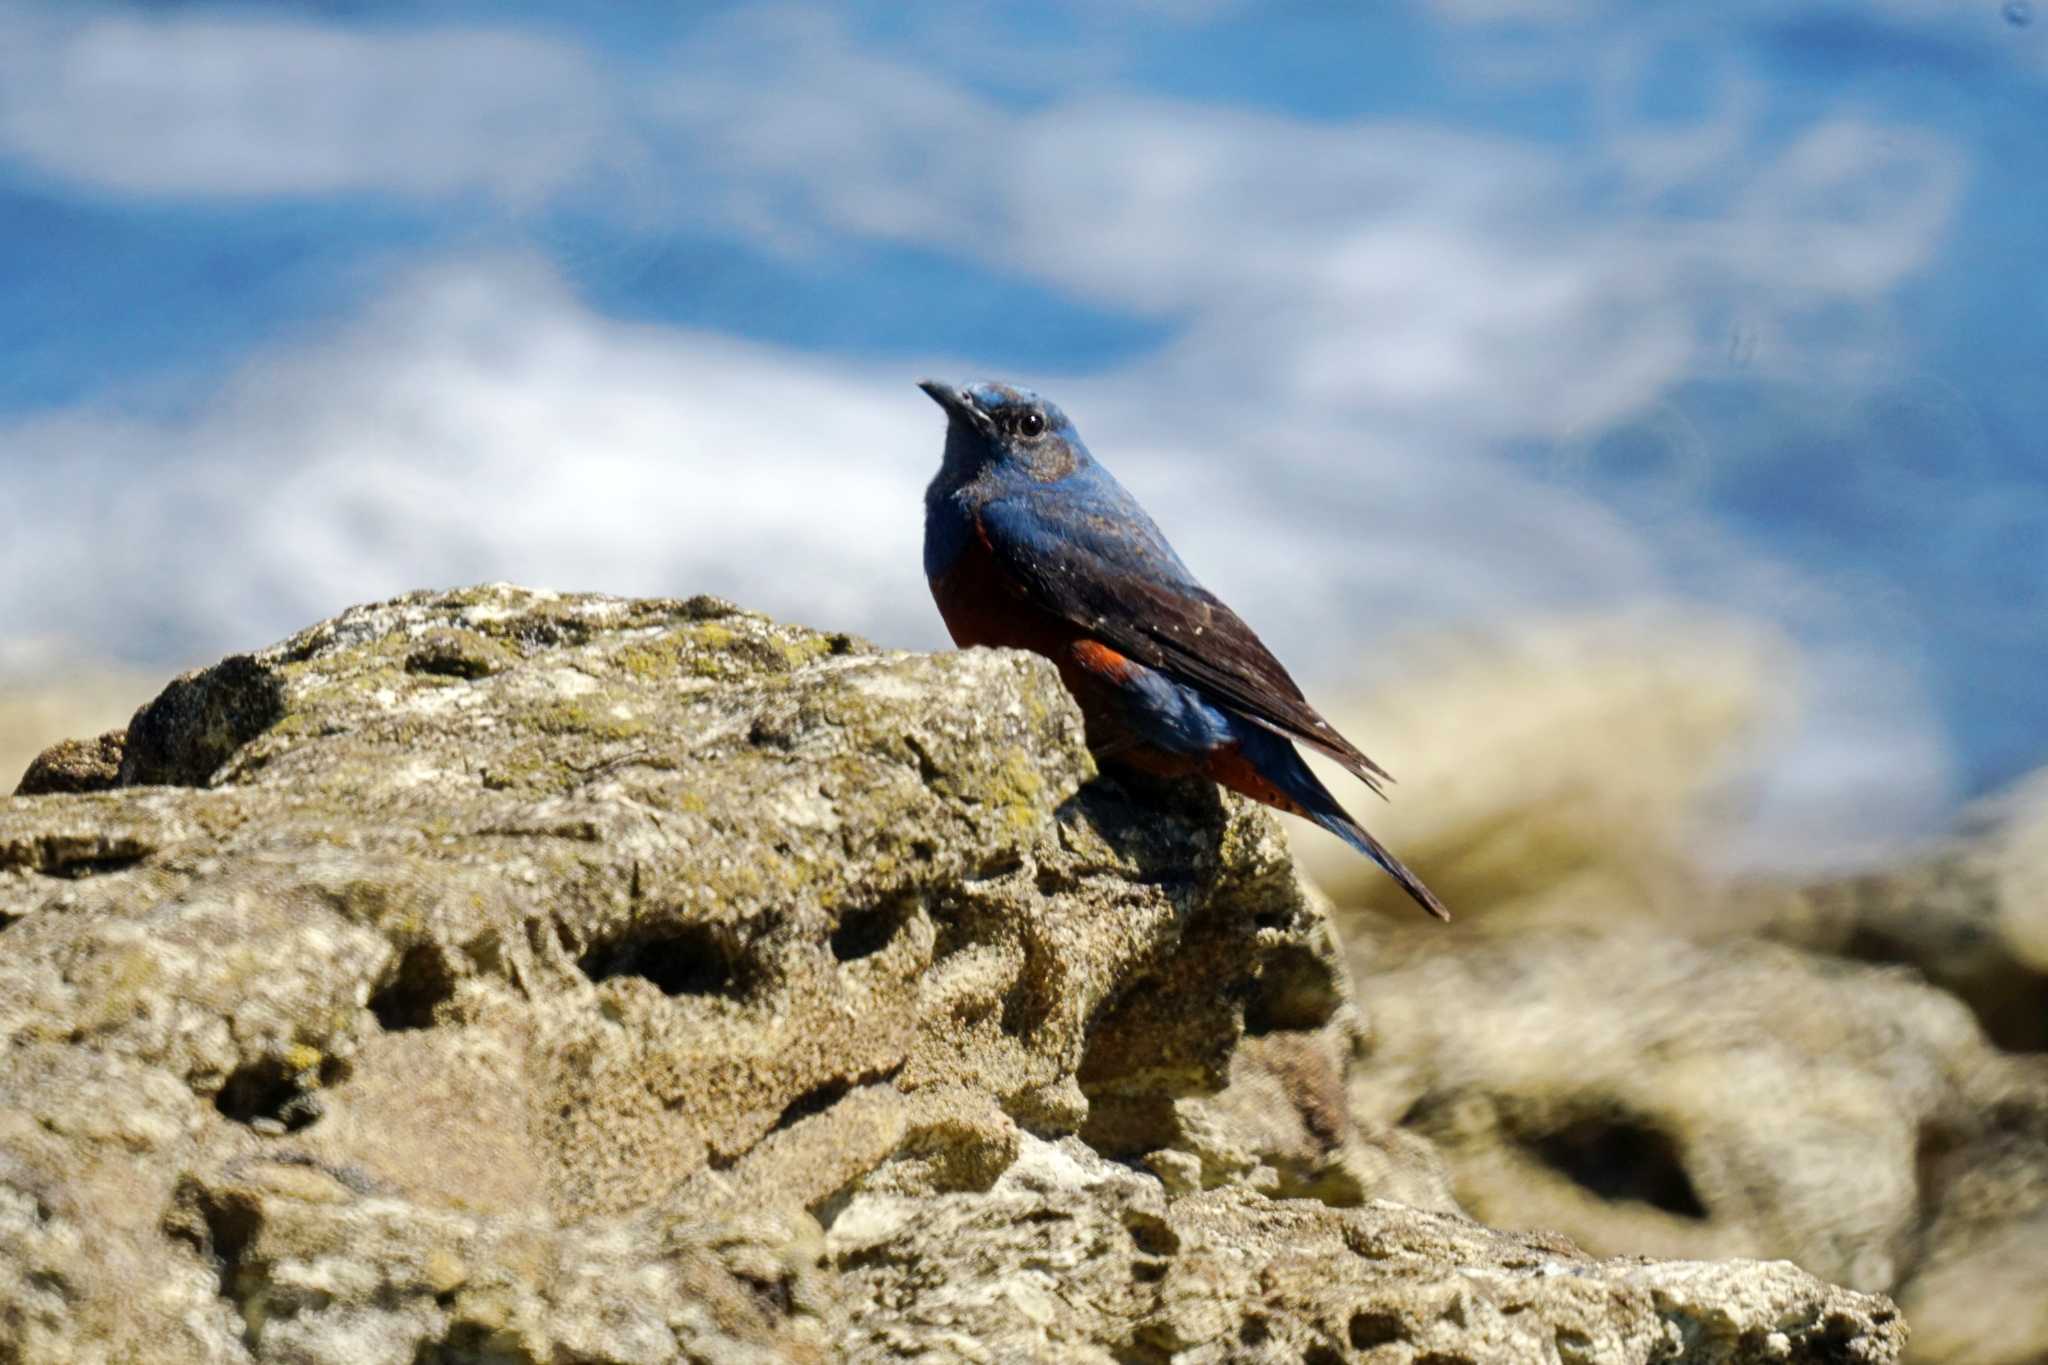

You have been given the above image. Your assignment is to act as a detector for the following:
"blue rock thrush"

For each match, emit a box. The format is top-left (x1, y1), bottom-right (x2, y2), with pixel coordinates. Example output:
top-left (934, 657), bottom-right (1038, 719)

top-left (919, 378), bottom-right (1449, 921)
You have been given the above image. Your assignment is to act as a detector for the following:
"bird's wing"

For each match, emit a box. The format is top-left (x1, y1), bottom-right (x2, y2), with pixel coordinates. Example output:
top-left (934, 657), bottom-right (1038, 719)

top-left (978, 488), bottom-right (1393, 794)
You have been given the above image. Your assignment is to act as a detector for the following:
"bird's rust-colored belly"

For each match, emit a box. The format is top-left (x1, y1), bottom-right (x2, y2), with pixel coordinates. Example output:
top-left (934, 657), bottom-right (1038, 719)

top-left (929, 518), bottom-right (1146, 756)
top-left (929, 516), bottom-right (1079, 660)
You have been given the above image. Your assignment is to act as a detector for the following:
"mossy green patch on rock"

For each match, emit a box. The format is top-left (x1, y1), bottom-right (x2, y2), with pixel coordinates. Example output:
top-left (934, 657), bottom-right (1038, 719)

top-left (524, 697), bottom-right (650, 742)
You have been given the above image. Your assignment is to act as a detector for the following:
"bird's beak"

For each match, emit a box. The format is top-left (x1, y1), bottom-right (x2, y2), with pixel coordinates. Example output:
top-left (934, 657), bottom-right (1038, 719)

top-left (917, 379), bottom-right (980, 426)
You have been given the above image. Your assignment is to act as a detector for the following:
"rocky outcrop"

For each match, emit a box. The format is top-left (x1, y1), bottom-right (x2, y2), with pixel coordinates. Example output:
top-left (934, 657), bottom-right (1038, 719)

top-left (829, 1143), bottom-right (1899, 1363)
top-left (1312, 615), bottom-right (2048, 1365)
top-left (12, 729), bottom-right (124, 796)
top-left (1746, 779), bottom-right (2048, 1364)
top-left (1348, 920), bottom-right (2048, 1365)
top-left (0, 666), bottom-right (154, 800)
top-left (1755, 773), bottom-right (2048, 1054)
top-left (0, 586), bottom-right (1901, 1363)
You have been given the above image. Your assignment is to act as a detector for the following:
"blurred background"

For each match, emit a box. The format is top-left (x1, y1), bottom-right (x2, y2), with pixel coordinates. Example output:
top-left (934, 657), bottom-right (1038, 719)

top-left (4, 3), bottom-right (2047, 1357)
top-left (3, 0), bottom-right (2043, 875)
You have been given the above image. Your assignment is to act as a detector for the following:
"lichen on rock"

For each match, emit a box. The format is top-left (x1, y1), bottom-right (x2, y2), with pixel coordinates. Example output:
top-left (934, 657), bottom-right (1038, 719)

top-left (1, 586), bottom-right (1904, 1363)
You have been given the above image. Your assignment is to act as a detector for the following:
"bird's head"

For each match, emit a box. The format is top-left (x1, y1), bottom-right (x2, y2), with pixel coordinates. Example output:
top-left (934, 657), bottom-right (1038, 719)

top-left (918, 379), bottom-right (1086, 485)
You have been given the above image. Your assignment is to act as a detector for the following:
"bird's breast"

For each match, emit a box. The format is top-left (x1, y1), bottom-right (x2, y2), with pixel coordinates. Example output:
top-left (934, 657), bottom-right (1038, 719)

top-left (927, 513), bottom-right (1070, 656)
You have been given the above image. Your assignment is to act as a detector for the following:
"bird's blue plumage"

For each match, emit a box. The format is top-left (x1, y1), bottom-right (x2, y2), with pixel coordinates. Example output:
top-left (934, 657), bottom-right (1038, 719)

top-left (1095, 649), bottom-right (1238, 757)
top-left (918, 377), bottom-right (1447, 921)
top-left (923, 386), bottom-right (1192, 586)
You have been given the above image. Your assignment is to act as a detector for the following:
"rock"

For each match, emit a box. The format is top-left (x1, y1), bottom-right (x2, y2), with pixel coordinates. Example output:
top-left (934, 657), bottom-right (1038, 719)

top-left (1903, 1065), bottom-right (2048, 1364)
top-left (827, 1133), bottom-right (1903, 1364)
top-left (0, 586), bottom-right (1901, 1362)
top-left (1350, 921), bottom-right (2048, 1360)
top-left (1995, 773), bottom-right (2048, 977)
top-left (0, 665), bottom-right (156, 802)
top-left (13, 729), bottom-right (126, 796)
top-left (117, 653), bottom-right (288, 788)
top-left (1754, 770), bottom-right (2048, 1053)
top-left (1293, 612), bottom-right (1776, 924)
top-left (1736, 769), bottom-right (2048, 1361)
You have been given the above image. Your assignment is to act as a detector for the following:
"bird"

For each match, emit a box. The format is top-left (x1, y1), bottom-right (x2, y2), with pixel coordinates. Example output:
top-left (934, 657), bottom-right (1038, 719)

top-left (918, 378), bottom-right (1448, 921)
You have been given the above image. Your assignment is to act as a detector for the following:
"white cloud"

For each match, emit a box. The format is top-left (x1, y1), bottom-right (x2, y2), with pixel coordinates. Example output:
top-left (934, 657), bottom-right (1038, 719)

top-left (0, 3), bottom-right (1967, 454)
top-left (0, 251), bottom-right (1664, 666)
top-left (645, 9), bottom-right (1966, 449)
top-left (0, 7), bottom-right (607, 201)
top-left (0, 257), bottom-right (945, 660)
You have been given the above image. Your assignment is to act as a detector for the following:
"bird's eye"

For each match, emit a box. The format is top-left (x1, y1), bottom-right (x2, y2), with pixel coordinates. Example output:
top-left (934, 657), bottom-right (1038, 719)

top-left (1015, 410), bottom-right (1046, 438)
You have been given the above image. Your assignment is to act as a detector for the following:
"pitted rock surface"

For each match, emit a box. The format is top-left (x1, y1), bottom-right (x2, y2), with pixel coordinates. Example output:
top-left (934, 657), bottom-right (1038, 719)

top-left (1, 586), bottom-right (1903, 1363)
top-left (1351, 922), bottom-right (2048, 1364)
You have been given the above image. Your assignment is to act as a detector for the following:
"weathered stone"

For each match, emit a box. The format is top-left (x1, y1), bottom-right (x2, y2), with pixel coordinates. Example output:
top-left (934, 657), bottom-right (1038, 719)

top-left (1896, 1062), bottom-right (2048, 1364)
top-left (13, 729), bottom-right (125, 796)
top-left (0, 586), bottom-right (1901, 1363)
top-left (118, 653), bottom-right (288, 788)
top-left (1351, 921), bottom-right (2048, 1361)
top-left (0, 666), bottom-right (156, 804)
top-left (826, 1135), bottom-right (1903, 1364)
top-left (1754, 771), bottom-right (2048, 1054)
top-left (1738, 773), bottom-right (2048, 1362)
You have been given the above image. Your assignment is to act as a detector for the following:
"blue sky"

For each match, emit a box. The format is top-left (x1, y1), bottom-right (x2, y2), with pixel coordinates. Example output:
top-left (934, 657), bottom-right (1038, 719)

top-left (1, 1), bottom-right (2043, 865)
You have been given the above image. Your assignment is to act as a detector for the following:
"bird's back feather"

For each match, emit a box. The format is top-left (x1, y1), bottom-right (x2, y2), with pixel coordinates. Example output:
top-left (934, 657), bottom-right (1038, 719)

top-left (978, 485), bottom-right (1393, 793)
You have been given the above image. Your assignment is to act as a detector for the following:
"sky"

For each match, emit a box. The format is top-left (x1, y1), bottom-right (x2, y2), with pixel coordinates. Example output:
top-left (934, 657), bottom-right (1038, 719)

top-left (1, 1), bottom-right (2043, 868)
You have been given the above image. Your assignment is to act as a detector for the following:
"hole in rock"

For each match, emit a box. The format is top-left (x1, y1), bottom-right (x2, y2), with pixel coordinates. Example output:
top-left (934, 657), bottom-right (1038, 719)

top-left (1121, 1210), bottom-right (1180, 1257)
top-left (774, 1061), bottom-right (904, 1134)
top-left (403, 636), bottom-right (497, 679)
top-left (197, 1192), bottom-right (260, 1277)
top-left (1243, 944), bottom-right (1342, 1036)
top-left (1840, 924), bottom-right (2048, 1053)
top-left (831, 896), bottom-right (913, 963)
top-left (774, 1077), bottom-right (854, 1131)
top-left (903, 735), bottom-right (943, 784)
top-left (743, 1274), bottom-right (796, 1317)
top-left (1915, 1116), bottom-right (1968, 1204)
top-left (1523, 1113), bottom-right (1708, 1219)
top-left (1555, 1328), bottom-right (1597, 1364)
top-left (1349, 1311), bottom-right (1406, 1349)
top-left (578, 924), bottom-right (743, 997)
top-left (41, 853), bottom-right (149, 880)
top-left (368, 944), bottom-right (458, 1031)
top-left (1835, 925), bottom-right (2048, 1064)
top-left (413, 1323), bottom-right (508, 1365)
top-left (1302, 1346), bottom-right (1344, 1365)
top-left (999, 977), bottom-right (1050, 1040)
top-left (214, 1057), bottom-right (332, 1132)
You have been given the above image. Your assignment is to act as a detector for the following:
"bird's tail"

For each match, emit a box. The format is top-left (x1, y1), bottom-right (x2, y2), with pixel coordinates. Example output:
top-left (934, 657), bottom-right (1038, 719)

top-left (1212, 727), bottom-right (1450, 922)
top-left (1312, 805), bottom-right (1451, 923)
